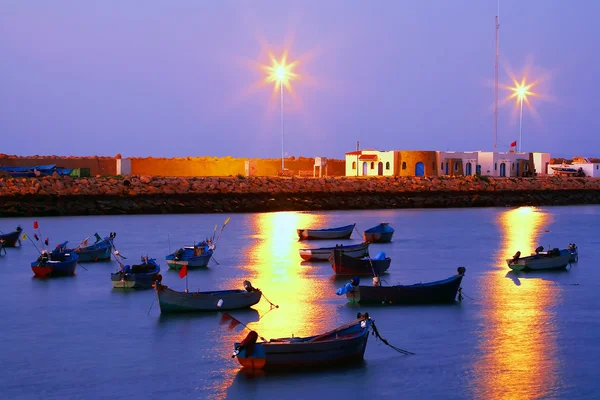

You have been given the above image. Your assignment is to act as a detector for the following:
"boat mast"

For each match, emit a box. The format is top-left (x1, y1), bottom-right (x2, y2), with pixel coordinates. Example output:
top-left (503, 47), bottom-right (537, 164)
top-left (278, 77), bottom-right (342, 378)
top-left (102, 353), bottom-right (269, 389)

top-left (494, 0), bottom-right (500, 153)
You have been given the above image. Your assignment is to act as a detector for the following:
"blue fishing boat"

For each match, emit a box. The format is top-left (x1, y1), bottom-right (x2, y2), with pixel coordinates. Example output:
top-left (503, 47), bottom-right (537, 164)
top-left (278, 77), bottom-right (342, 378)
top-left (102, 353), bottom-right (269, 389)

top-left (363, 223), bottom-right (394, 243)
top-left (232, 314), bottom-right (373, 370)
top-left (31, 242), bottom-right (78, 277)
top-left (70, 232), bottom-right (115, 262)
top-left (338, 267), bottom-right (466, 305)
top-left (329, 250), bottom-right (391, 276)
top-left (0, 226), bottom-right (23, 247)
top-left (297, 224), bottom-right (355, 240)
top-left (0, 164), bottom-right (72, 177)
top-left (111, 256), bottom-right (161, 289)
top-left (166, 241), bottom-right (215, 270)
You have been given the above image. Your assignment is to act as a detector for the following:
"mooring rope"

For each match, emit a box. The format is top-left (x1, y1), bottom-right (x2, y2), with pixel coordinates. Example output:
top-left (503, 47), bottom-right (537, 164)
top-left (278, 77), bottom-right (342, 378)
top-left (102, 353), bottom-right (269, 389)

top-left (370, 321), bottom-right (415, 356)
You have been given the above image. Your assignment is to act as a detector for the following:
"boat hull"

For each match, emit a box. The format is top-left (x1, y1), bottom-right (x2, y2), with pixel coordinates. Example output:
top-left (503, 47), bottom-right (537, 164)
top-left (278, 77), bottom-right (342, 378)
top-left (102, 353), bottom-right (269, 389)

top-left (329, 251), bottom-right (391, 276)
top-left (74, 246), bottom-right (111, 262)
top-left (347, 275), bottom-right (464, 304)
top-left (111, 272), bottom-right (159, 289)
top-left (299, 242), bottom-right (369, 261)
top-left (234, 318), bottom-right (372, 370)
top-left (297, 224), bottom-right (355, 240)
top-left (507, 253), bottom-right (572, 271)
top-left (155, 285), bottom-right (262, 313)
top-left (166, 251), bottom-right (212, 270)
top-left (362, 223), bottom-right (395, 243)
top-left (0, 228), bottom-right (22, 247)
top-left (31, 259), bottom-right (78, 277)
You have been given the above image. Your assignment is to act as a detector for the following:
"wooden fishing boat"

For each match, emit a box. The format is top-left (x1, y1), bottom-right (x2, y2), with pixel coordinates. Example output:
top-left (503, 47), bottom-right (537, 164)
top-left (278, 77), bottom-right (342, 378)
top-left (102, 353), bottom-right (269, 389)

top-left (297, 224), bottom-right (355, 240)
top-left (299, 242), bottom-right (369, 262)
top-left (232, 314), bottom-right (373, 370)
top-left (111, 257), bottom-right (161, 289)
top-left (154, 280), bottom-right (262, 313)
top-left (0, 226), bottom-right (23, 247)
top-left (71, 233), bottom-right (115, 262)
top-left (31, 243), bottom-right (79, 277)
top-left (362, 223), bottom-right (394, 243)
top-left (329, 250), bottom-right (391, 276)
top-left (507, 248), bottom-right (572, 272)
top-left (340, 267), bottom-right (466, 305)
top-left (165, 242), bottom-right (214, 270)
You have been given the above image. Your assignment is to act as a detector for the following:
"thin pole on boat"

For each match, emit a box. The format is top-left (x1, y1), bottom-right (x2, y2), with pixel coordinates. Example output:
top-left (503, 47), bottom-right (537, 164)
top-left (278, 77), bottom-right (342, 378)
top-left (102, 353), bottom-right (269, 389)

top-left (24, 234), bottom-right (42, 255)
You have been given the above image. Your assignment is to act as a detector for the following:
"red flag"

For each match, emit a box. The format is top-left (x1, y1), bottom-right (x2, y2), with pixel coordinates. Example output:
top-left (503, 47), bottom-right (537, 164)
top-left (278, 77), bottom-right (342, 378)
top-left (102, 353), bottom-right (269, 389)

top-left (45, 238), bottom-right (49, 246)
top-left (510, 141), bottom-right (517, 147)
top-left (179, 264), bottom-right (187, 279)
top-left (33, 221), bottom-right (39, 229)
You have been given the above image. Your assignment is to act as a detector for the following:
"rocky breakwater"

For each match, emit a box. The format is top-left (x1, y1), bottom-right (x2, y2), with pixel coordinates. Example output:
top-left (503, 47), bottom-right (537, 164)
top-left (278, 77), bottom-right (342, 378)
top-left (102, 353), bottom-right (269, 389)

top-left (1, 175), bottom-right (600, 217)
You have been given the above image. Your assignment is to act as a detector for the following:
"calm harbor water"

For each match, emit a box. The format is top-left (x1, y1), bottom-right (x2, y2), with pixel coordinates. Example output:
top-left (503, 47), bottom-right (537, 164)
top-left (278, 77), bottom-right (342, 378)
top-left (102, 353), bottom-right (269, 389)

top-left (1, 206), bottom-right (599, 400)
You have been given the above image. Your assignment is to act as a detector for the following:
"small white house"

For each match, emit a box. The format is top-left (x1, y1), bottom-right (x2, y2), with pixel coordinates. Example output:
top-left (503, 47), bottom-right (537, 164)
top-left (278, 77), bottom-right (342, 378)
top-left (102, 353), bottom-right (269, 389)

top-left (547, 157), bottom-right (600, 177)
top-left (532, 152), bottom-right (551, 176)
top-left (437, 151), bottom-right (479, 176)
top-left (345, 150), bottom-right (396, 176)
top-left (477, 151), bottom-right (532, 177)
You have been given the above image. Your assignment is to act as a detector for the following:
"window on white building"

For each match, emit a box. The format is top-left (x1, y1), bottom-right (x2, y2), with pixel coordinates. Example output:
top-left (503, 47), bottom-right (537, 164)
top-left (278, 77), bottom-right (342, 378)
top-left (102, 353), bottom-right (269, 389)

top-left (352, 161), bottom-right (356, 169)
top-left (385, 162), bottom-right (390, 170)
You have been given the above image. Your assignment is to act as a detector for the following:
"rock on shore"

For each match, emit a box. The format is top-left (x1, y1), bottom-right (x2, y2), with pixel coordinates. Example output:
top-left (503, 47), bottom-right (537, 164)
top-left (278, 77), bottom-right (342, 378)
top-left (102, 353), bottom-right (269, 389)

top-left (1, 175), bottom-right (600, 217)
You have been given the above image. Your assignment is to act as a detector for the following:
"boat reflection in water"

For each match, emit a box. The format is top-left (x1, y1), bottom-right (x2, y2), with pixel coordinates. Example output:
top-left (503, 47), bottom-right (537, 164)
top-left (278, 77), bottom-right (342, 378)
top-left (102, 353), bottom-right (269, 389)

top-left (473, 207), bottom-right (560, 399)
top-left (210, 212), bottom-right (334, 397)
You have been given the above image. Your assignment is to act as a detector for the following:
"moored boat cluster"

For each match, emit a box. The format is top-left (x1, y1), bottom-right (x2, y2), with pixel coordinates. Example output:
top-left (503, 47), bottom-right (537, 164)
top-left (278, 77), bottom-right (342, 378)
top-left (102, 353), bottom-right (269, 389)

top-left (0, 217), bottom-right (579, 371)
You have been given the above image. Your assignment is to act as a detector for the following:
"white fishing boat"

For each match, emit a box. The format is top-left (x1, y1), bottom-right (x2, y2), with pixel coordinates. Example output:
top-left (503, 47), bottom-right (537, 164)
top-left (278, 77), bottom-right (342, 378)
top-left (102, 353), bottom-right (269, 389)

top-left (507, 248), bottom-right (572, 272)
top-left (298, 242), bottom-right (369, 261)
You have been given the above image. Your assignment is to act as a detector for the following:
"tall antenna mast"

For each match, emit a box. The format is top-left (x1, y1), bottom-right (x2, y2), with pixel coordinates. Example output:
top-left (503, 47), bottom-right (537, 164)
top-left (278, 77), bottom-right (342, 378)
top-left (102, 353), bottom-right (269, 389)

top-left (494, 0), bottom-right (500, 153)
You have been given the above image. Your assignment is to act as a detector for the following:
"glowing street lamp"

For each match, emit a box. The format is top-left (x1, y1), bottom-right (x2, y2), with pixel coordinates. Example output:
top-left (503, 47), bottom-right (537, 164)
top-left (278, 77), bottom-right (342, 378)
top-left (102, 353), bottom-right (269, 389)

top-left (264, 54), bottom-right (298, 171)
top-left (508, 79), bottom-right (534, 152)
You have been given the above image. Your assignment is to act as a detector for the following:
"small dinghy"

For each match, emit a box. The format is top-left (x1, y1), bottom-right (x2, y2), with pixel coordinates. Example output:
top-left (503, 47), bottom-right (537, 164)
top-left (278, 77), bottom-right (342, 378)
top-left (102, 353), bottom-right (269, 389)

top-left (71, 232), bottom-right (115, 262)
top-left (165, 241), bottom-right (215, 270)
top-left (0, 226), bottom-right (23, 247)
top-left (328, 249), bottom-right (391, 276)
top-left (31, 242), bottom-right (79, 277)
top-left (362, 223), bottom-right (394, 243)
top-left (232, 314), bottom-right (373, 370)
top-left (111, 256), bottom-right (161, 289)
top-left (507, 247), bottom-right (572, 272)
top-left (297, 224), bottom-right (355, 240)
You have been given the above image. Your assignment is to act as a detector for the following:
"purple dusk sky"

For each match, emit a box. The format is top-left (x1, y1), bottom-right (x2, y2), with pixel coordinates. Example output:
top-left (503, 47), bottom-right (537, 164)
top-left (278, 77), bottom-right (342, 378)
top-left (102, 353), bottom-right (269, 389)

top-left (1, 1), bottom-right (597, 159)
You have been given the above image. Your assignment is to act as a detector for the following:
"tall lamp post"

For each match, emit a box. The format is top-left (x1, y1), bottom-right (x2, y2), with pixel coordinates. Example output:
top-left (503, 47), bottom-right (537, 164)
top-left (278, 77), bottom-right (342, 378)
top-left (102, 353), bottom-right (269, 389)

top-left (265, 55), bottom-right (297, 171)
top-left (509, 79), bottom-right (533, 153)
top-left (276, 66), bottom-right (286, 170)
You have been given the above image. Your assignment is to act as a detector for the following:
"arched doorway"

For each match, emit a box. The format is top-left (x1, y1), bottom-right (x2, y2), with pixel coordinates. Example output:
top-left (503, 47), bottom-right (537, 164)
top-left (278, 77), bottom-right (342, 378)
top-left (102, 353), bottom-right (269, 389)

top-left (516, 163), bottom-right (520, 177)
top-left (415, 162), bottom-right (425, 176)
top-left (500, 163), bottom-right (506, 177)
top-left (377, 162), bottom-right (383, 175)
top-left (465, 162), bottom-right (472, 175)
top-left (362, 162), bottom-right (368, 176)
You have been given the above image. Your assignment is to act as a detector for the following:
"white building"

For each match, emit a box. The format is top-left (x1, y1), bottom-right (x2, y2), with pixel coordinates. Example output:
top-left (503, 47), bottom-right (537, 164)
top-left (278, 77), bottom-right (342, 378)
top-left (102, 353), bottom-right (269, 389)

top-left (345, 150), bottom-right (396, 176)
top-left (532, 152), bottom-right (551, 176)
top-left (547, 157), bottom-right (600, 177)
top-left (477, 151), bottom-right (534, 177)
top-left (437, 151), bottom-right (479, 176)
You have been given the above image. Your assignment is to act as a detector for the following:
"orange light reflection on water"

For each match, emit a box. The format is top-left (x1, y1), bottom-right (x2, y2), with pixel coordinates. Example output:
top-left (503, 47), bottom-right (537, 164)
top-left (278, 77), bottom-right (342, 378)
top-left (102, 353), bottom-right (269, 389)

top-left (210, 211), bottom-right (336, 397)
top-left (240, 211), bottom-right (332, 338)
top-left (474, 207), bottom-right (559, 399)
